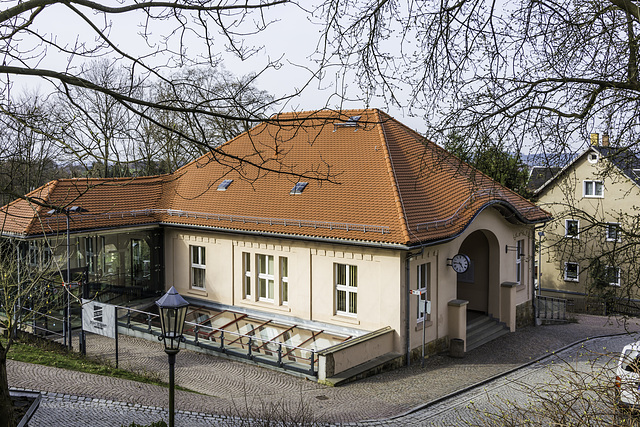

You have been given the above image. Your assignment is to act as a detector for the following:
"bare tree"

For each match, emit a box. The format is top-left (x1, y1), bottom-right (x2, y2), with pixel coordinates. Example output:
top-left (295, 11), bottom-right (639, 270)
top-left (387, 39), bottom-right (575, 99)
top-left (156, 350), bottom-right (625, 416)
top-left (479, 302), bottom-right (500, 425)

top-left (0, 0), bottom-right (332, 183)
top-left (319, 0), bottom-right (640, 155)
top-left (0, 93), bottom-right (65, 205)
top-left (55, 60), bottom-right (143, 178)
top-left (145, 66), bottom-right (274, 173)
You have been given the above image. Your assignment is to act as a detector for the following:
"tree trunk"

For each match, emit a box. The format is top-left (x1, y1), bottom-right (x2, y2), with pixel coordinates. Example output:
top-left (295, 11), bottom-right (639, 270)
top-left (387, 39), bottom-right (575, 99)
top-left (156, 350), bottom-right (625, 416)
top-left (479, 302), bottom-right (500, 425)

top-left (0, 351), bottom-right (16, 427)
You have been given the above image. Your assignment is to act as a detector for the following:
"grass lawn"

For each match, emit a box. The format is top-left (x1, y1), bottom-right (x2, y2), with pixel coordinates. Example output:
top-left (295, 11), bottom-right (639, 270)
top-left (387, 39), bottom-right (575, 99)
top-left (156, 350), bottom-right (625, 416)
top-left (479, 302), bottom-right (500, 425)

top-left (7, 338), bottom-right (194, 392)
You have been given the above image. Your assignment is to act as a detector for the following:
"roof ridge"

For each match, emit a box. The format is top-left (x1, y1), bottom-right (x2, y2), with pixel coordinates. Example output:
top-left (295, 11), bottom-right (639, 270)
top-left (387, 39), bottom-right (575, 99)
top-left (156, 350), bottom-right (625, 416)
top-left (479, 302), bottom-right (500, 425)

top-left (375, 110), bottom-right (412, 244)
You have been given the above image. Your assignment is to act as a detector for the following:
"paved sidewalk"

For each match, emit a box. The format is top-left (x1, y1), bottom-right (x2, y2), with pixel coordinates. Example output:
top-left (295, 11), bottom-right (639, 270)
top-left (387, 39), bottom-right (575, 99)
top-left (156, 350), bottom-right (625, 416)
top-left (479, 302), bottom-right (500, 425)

top-left (9, 314), bottom-right (640, 425)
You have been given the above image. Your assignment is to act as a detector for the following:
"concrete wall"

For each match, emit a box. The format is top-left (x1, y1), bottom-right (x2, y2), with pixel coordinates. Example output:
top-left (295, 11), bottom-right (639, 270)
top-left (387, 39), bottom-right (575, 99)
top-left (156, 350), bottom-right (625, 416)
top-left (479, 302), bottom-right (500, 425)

top-left (164, 230), bottom-right (405, 351)
top-left (163, 205), bottom-right (536, 362)
top-left (317, 326), bottom-right (395, 381)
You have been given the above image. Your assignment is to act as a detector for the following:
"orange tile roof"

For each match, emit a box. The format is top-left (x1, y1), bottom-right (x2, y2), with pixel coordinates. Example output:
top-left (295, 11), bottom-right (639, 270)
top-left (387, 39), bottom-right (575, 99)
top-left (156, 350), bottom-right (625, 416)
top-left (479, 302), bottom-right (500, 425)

top-left (0, 109), bottom-right (550, 246)
top-left (0, 176), bottom-right (167, 236)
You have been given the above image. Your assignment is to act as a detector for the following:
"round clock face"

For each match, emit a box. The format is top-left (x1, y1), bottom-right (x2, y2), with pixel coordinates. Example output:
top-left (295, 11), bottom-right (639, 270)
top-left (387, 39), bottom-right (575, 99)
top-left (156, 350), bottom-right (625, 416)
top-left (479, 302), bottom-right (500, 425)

top-left (452, 254), bottom-right (470, 273)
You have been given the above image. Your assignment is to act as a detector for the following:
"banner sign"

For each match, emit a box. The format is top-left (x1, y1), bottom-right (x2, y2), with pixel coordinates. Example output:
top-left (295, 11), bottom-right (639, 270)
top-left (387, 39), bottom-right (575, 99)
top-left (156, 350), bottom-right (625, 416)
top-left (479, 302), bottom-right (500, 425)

top-left (82, 299), bottom-right (116, 339)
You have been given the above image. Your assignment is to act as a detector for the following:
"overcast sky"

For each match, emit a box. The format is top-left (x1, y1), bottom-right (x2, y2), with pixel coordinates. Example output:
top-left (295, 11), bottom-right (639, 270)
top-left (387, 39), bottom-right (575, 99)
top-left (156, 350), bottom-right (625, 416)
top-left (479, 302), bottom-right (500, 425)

top-left (14, 2), bottom-right (425, 133)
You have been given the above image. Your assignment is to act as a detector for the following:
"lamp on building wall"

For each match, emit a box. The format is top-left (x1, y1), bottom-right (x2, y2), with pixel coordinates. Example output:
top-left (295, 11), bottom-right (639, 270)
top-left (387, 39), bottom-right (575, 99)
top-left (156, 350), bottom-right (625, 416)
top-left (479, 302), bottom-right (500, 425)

top-left (155, 286), bottom-right (189, 427)
top-left (47, 205), bottom-right (88, 350)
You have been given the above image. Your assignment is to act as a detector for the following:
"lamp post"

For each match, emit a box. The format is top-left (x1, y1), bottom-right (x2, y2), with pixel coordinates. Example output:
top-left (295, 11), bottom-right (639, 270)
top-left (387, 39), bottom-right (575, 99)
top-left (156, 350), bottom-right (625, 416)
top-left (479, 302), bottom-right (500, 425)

top-left (48, 205), bottom-right (87, 350)
top-left (156, 286), bottom-right (189, 427)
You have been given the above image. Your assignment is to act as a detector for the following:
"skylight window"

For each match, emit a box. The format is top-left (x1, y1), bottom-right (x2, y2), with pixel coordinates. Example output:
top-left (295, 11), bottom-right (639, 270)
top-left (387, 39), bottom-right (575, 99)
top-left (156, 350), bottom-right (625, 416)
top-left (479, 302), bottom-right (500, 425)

top-left (217, 179), bottom-right (233, 191)
top-left (333, 115), bottom-right (362, 131)
top-left (290, 182), bottom-right (308, 195)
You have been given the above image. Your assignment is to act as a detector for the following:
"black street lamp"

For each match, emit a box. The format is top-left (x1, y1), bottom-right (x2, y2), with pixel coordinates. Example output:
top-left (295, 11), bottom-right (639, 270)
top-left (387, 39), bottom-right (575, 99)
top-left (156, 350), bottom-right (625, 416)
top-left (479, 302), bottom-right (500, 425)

top-left (155, 286), bottom-right (189, 427)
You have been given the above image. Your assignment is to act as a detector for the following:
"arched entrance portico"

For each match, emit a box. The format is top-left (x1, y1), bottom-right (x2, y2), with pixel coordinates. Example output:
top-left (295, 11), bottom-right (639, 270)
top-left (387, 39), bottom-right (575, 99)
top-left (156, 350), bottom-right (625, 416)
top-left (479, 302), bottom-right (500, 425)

top-left (456, 229), bottom-right (500, 317)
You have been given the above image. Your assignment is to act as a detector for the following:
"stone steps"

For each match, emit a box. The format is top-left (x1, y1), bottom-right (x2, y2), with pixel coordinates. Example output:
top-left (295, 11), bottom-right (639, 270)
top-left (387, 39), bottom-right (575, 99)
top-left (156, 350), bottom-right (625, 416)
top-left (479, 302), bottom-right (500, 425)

top-left (466, 315), bottom-right (509, 352)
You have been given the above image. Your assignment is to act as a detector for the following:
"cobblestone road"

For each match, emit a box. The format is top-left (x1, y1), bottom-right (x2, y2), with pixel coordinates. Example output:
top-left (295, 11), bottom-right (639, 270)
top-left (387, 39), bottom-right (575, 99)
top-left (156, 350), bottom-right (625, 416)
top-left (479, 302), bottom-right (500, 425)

top-left (10, 314), bottom-right (640, 426)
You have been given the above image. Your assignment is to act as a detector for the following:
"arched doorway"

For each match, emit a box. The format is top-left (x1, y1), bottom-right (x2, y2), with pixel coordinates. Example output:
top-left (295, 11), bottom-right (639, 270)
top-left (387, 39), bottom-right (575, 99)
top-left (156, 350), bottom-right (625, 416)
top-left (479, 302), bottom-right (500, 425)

top-left (456, 230), bottom-right (499, 316)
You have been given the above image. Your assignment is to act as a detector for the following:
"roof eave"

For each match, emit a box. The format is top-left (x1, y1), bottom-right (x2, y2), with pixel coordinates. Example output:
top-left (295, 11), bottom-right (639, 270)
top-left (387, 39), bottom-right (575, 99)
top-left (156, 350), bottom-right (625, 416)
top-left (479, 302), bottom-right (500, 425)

top-left (406, 200), bottom-right (552, 249)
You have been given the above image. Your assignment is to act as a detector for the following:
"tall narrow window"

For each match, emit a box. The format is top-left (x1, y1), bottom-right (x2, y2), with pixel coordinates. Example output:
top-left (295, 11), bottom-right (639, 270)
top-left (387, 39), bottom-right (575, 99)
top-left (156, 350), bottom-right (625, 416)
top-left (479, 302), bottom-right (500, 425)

top-left (606, 266), bottom-right (621, 286)
top-left (28, 241), bottom-right (38, 267)
top-left (516, 239), bottom-right (524, 284)
top-left (280, 257), bottom-right (289, 305)
top-left (243, 252), bottom-right (252, 298)
top-left (258, 254), bottom-right (274, 301)
top-left (565, 220), bottom-right (579, 238)
top-left (417, 263), bottom-right (431, 322)
top-left (336, 263), bottom-right (357, 316)
top-left (606, 223), bottom-right (621, 242)
top-left (85, 237), bottom-right (95, 274)
top-left (190, 245), bottom-right (206, 289)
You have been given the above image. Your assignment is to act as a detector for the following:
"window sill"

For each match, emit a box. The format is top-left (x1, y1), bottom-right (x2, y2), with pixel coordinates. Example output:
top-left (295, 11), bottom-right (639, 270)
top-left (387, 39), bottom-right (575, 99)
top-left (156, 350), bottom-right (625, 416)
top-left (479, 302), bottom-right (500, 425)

top-left (414, 320), bottom-right (433, 331)
top-left (516, 284), bottom-right (526, 292)
top-left (564, 279), bottom-right (579, 283)
top-left (332, 314), bottom-right (360, 326)
top-left (241, 299), bottom-right (291, 313)
top-left (187, 288), bottom-right (208, 298)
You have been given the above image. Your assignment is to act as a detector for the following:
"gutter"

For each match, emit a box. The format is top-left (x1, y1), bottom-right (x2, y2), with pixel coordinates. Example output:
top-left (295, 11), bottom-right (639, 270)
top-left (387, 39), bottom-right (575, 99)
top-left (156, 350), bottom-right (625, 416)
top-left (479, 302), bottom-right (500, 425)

top-left (3, 200), bottom-right (549, 253)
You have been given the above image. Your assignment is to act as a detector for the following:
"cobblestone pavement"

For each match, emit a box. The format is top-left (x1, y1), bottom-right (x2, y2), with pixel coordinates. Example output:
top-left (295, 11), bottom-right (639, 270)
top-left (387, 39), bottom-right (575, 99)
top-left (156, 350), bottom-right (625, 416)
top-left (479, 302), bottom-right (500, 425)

top-left (10, 314), bottom-right (640, 426)
top-left (351, 334), bottom-right (631, 426)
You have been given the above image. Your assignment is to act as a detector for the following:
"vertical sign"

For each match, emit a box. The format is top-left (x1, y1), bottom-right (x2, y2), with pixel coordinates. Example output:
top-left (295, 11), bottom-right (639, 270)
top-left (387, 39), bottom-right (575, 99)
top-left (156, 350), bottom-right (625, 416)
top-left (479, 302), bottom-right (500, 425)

top-left (82, 299), bottom-right (116, 339)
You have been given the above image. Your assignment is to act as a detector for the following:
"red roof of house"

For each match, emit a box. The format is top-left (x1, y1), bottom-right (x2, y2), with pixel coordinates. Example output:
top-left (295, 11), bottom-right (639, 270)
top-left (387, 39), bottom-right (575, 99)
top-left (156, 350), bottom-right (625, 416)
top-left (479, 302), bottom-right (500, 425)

top-left (0, 109), bottom-right (549, 246)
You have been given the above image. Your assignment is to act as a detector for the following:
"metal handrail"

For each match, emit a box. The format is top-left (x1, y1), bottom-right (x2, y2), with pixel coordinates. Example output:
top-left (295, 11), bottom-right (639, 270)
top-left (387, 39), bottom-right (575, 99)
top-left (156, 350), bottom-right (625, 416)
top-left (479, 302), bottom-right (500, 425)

top-left (536, 295), bottom-right (567, 321)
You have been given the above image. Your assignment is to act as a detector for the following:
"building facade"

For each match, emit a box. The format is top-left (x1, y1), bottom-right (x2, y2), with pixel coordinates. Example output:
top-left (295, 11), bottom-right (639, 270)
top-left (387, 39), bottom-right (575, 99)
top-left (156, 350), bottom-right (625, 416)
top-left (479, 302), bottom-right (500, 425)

top-left (1, 109), bottom-right (549, 379)
top-left (532, 134), bottom-right (640, 308)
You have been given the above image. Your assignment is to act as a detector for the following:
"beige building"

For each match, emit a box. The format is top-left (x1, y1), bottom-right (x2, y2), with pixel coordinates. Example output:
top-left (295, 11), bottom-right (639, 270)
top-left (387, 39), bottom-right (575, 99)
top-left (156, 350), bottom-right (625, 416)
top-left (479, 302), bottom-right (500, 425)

top-left (1, 109), bottom-right (549, 381)
top-left (532, 134), bottom-right (640, 307)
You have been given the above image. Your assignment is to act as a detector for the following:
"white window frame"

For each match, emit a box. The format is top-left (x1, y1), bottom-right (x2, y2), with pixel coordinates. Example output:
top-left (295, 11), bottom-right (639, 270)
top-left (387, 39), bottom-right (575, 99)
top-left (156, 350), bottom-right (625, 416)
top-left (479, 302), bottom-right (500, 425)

top-left (243, 252), bottom-right (252, 298)
top-left (416, 263), bottom-right (431, 323)
top-left (583, 180), bottom-right (604, 198)
top-left (516, 239), bottom-right (524, 284)
top-left (258, 254), bottom-right (274, 302)
top-left (190, 245), bottom-right (206, 289)
top-left (335, 263), bottom-right (358, 316)
top-left (85, 237), bottom-right (95, 274)
top-left (565, 219), bottom-right (580, 239)
top-left (564, 262), bottom-right (579, 282)
top-left (606, 223), bottom-right (621, 242)
top-left (606, 266), bottom-right (621, 287)
top-left (280, 257), bottom-right (289, 305)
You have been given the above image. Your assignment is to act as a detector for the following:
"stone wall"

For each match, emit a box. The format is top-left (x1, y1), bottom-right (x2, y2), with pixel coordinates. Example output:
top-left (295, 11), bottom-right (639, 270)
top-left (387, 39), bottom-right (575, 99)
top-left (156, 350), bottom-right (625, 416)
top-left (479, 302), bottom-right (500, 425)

top-left (516, 300), bottom-right (534, 328)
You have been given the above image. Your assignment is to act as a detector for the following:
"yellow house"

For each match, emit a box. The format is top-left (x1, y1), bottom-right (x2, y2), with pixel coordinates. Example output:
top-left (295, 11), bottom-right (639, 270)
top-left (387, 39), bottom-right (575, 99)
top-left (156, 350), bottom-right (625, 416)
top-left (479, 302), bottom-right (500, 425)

top-left (532, 133), bottom-right (640, 310)
top-left (1, 109), bottom-right (549, 382)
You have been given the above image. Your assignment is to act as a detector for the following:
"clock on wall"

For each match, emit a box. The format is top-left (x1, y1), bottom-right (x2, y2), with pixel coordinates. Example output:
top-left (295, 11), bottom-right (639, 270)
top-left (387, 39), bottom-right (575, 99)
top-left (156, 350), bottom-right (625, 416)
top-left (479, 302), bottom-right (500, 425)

top-left (450, 253), bottom-right (470, 274)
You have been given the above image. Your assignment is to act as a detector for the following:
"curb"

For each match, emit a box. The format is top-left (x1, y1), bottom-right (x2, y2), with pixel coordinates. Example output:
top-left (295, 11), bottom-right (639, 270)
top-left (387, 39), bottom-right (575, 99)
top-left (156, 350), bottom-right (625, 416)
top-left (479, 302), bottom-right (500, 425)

top-left (362, 331), bottom-right (634, 423)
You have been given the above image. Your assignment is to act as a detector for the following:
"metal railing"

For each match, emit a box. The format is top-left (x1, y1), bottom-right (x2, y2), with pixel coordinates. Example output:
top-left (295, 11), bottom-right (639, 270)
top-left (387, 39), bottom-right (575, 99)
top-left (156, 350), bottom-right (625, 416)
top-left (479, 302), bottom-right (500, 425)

top-left (20, 306), bottom-right (66, 340)
top-left (14, 302), bottom-right (319, 377)
top-left (536, 295), bottom-right (567, 322)
top-left (120, 307), bottom-right (318, 377)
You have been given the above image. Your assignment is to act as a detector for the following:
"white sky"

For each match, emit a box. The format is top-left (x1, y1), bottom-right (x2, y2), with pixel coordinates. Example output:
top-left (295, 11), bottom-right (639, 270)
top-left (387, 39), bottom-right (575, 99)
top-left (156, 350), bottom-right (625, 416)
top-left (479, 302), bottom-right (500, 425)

top-left (10, 1), bottom-right (425, 133)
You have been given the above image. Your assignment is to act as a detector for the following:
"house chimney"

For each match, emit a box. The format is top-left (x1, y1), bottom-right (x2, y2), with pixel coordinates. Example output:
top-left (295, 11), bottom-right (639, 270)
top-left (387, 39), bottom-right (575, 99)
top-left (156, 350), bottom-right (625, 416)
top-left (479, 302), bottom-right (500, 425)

top-left (602, 134), bottom-right (610, 147)
top-left (590, 133), bottom-right (599, 146)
